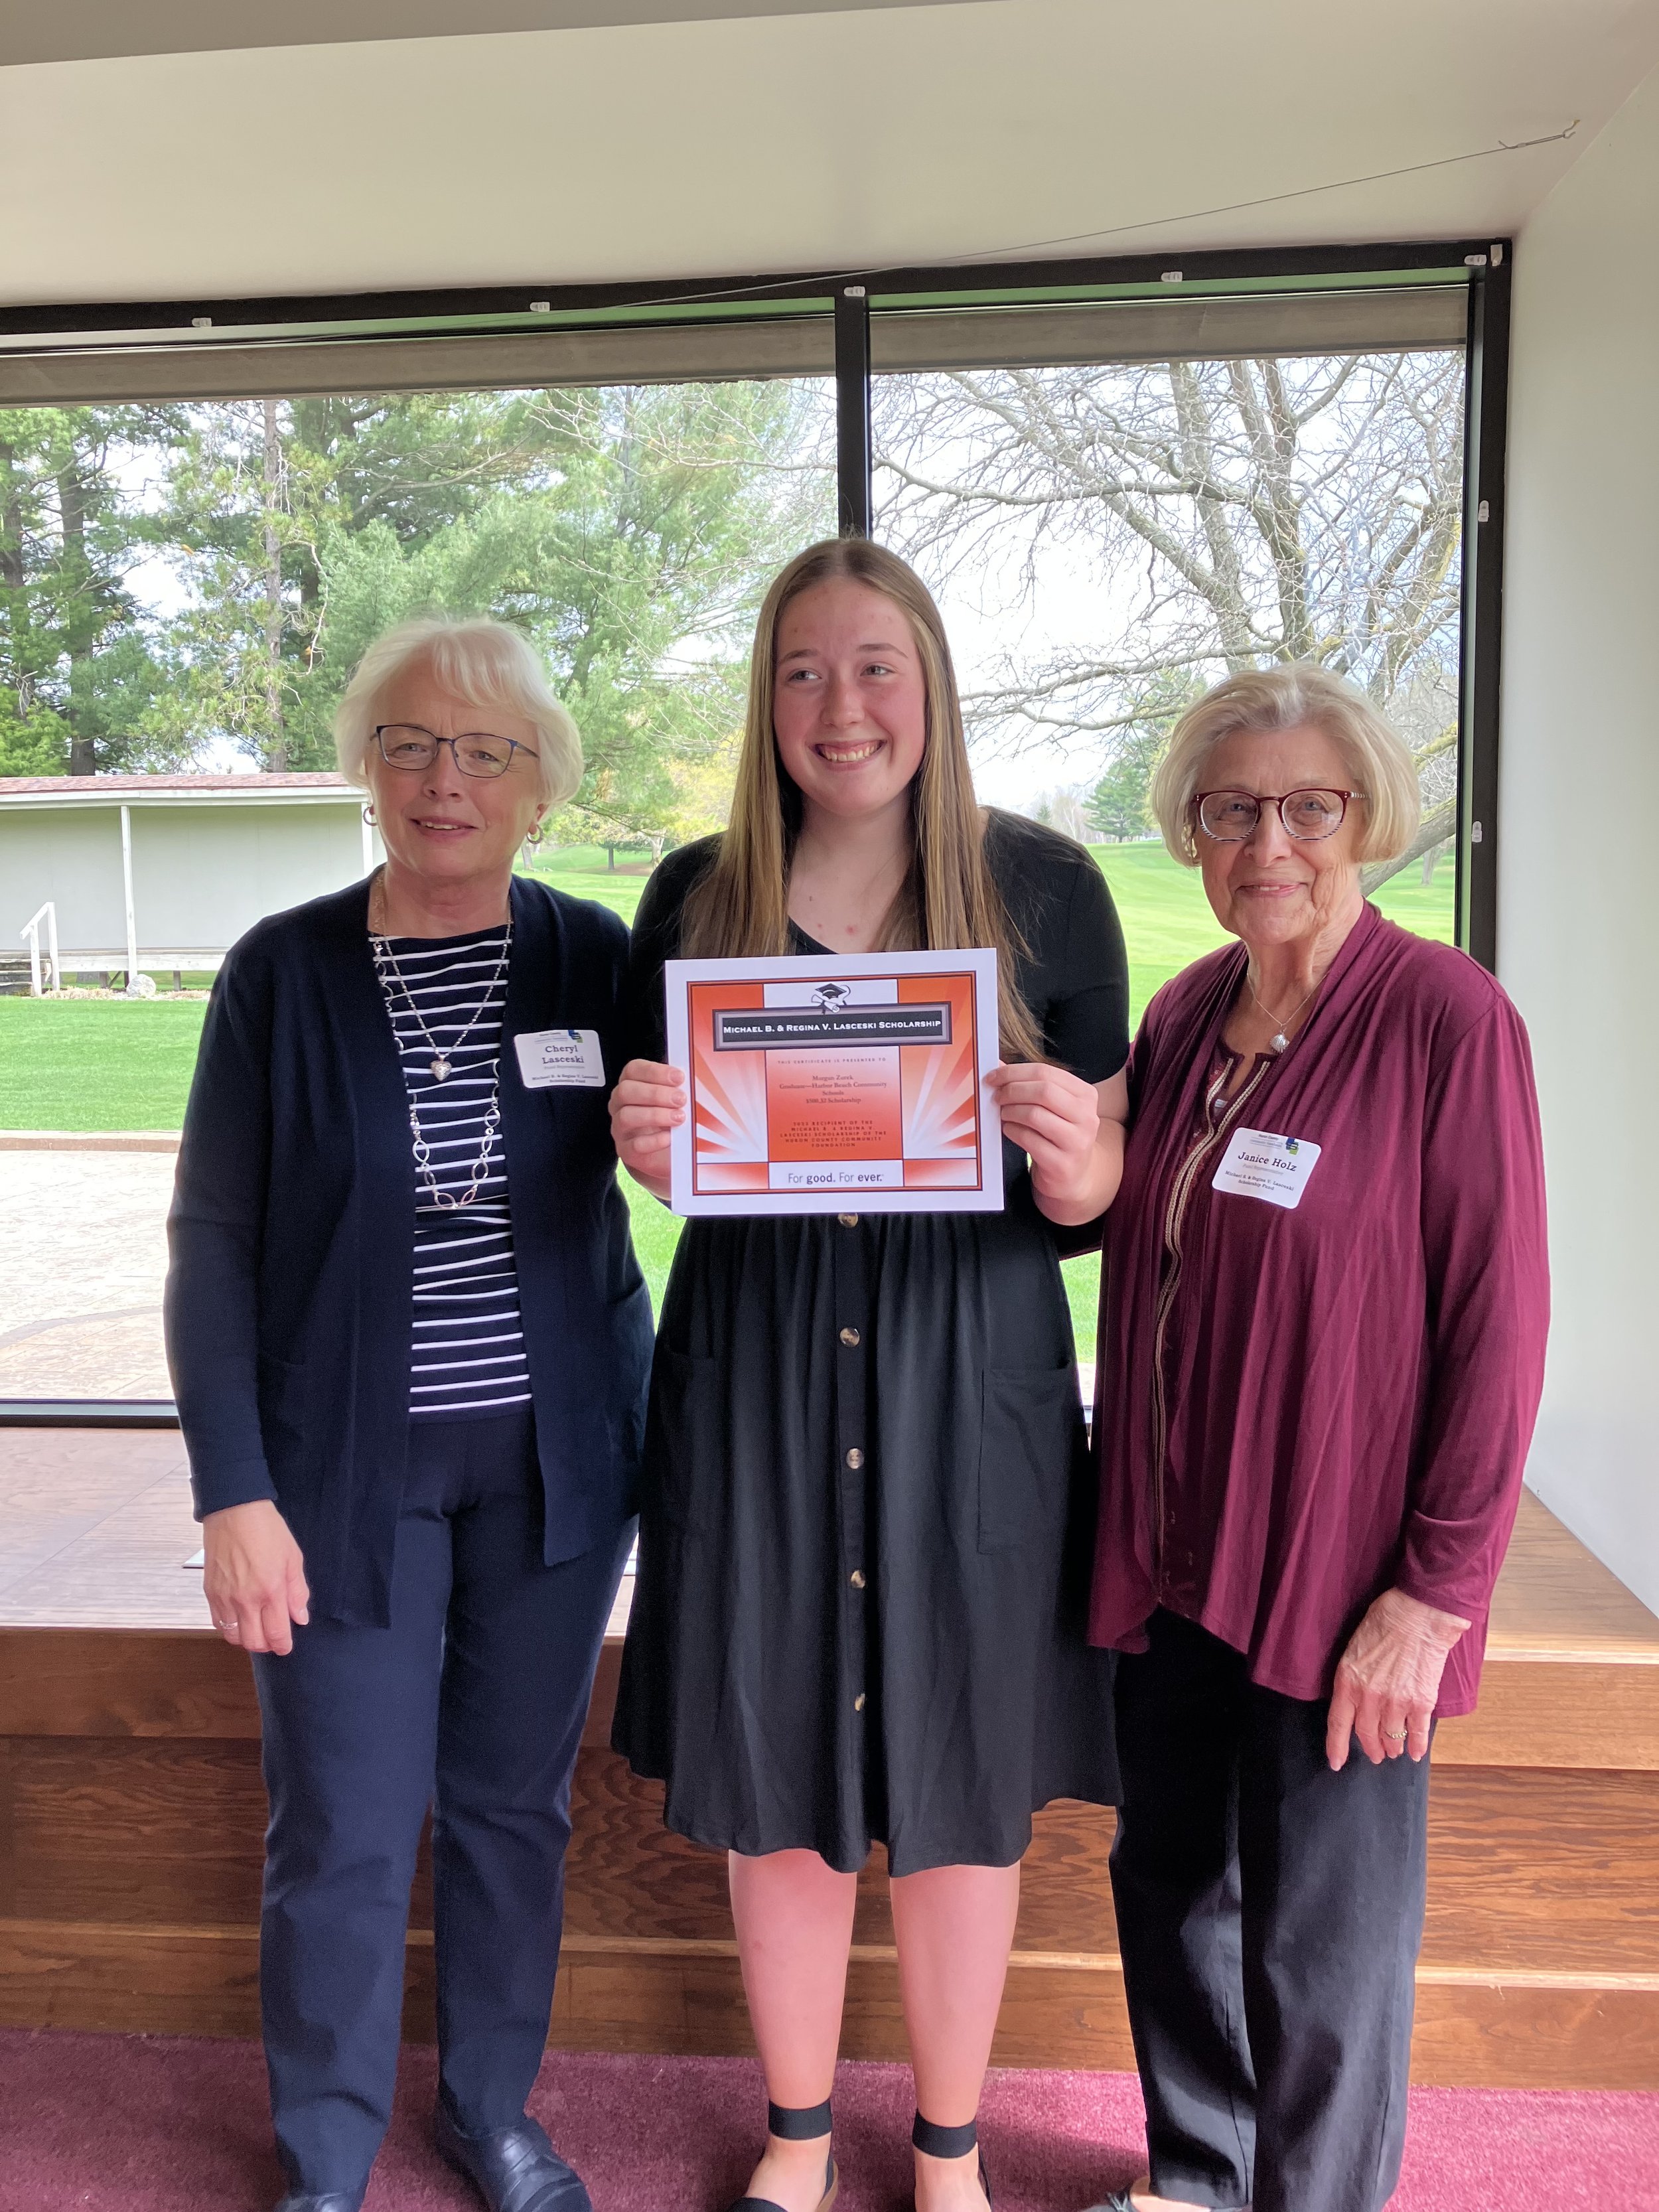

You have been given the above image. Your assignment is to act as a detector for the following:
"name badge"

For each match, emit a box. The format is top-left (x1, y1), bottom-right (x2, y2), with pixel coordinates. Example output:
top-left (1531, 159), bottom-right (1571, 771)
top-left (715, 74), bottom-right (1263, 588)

top-left (514, 1028), bottom-right (607, 1089)
top-left (1212, 1125), bottom-right (1322, 1211)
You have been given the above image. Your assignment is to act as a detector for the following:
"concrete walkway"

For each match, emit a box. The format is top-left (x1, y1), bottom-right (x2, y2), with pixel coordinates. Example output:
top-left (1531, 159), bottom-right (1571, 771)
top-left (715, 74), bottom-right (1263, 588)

top-left (0, 1147), bottom-right (176, 1400)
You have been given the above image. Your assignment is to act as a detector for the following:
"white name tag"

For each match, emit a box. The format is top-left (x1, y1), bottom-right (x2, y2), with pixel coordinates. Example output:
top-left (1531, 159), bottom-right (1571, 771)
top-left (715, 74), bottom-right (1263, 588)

top-left (514, 1028), bottom-right (607, 1089)
top-left (1212, 1125), bottom-right (1322, 1211)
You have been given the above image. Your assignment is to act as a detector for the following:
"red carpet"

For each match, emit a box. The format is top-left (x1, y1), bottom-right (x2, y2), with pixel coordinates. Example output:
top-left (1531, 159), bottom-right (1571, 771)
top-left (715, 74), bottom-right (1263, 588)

top-left (1, 2031), bottom-right (1656, 2211)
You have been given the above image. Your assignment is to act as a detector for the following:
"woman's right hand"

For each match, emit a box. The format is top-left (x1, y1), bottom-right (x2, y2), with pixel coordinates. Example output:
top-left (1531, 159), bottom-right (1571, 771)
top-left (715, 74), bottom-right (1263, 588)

top-left (609, 1058), bottom-right (687, 1201)
top-left (202, 1500), bottom-right (311, 1655)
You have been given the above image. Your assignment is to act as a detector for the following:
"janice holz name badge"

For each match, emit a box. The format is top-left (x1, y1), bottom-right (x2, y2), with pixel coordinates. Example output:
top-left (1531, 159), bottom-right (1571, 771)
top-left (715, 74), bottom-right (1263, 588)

top-left (514, 1028), bottom-right (607, 1088)
top-left (1212, 1126), bottom-right (1322, 1211)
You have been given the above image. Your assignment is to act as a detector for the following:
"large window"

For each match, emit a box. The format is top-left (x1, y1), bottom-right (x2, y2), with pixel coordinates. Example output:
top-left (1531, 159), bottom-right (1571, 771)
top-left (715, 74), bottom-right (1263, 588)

top-left (0, 254), bottom-right (1506, 1410)
top-left (873, 300), bottom-right (1467, 1009)
top-left (1, 356), bottom-right (834, 1402)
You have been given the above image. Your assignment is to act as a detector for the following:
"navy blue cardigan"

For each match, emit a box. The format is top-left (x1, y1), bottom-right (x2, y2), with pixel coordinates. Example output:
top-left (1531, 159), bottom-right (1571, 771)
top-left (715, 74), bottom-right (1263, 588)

top-left (165, 874), bottom-right (654, 1626)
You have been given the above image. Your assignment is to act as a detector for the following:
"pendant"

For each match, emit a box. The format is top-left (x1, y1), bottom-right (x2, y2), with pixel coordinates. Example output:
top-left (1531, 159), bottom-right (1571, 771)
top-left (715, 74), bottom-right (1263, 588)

top-left (430, 1056), bottom-right (451, 1082)
top-left (1270, 1033), bottom-right (1289, 1053)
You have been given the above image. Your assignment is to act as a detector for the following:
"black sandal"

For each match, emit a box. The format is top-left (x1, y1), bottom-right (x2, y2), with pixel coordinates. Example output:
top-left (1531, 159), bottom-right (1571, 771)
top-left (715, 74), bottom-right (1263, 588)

top-left (726, 2098), bottom-right (838, 2212)
top-left (912, 2112), bottom-right (991, 2207)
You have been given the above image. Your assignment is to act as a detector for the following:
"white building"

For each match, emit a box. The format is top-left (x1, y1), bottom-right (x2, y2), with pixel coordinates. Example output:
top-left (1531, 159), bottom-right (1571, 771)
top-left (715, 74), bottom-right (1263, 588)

top-left (0, 773), bottom-right (379, 983)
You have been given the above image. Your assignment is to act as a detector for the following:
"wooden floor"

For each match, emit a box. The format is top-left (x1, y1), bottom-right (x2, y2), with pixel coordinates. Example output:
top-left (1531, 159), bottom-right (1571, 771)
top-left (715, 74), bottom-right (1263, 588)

top-left (2, 1430), bottom-right (1656, 2088)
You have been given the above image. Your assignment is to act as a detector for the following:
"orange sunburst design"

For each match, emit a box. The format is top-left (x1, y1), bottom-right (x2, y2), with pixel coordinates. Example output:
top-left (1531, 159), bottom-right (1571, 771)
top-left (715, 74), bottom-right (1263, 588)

top-left (898, 973), bottom-right (980, 1169)
top-left (689, 983), bottom-right (770, 1183)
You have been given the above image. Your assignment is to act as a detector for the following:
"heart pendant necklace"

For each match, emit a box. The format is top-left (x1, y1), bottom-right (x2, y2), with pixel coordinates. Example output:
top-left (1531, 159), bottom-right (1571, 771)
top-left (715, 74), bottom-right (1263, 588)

top-left (368, 867), bottom-right (511, 1089)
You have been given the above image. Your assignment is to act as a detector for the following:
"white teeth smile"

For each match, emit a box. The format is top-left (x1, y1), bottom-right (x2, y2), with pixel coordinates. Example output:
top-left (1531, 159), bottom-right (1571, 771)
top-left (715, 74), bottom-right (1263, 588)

top-left (817, 741), bottom-right (881, 764)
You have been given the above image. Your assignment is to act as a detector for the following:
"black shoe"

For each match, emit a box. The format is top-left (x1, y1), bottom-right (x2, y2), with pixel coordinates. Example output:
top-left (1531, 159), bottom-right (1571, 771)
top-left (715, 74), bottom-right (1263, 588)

top-left (435, 2106), bottom-right (593, 2212)
top-left (727, 2154), bottom-right (838, 2212)
top-left (728, 2097), bottom-right (837, 2212)
top-left (273, 2195), bottom-right (364, 2212)
top-left (910, 2111), bottom-right (991, 2209)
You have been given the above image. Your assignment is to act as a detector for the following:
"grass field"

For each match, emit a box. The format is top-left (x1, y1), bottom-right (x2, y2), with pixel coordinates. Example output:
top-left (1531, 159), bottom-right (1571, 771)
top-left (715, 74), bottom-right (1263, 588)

top-left (0, 840), bottom-right (1453, 1350)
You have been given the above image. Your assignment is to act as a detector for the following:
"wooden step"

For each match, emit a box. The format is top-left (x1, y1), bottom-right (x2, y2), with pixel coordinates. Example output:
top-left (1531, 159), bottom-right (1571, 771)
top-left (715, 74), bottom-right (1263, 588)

top-left (1, 1439), bottom-right (1656, 2088)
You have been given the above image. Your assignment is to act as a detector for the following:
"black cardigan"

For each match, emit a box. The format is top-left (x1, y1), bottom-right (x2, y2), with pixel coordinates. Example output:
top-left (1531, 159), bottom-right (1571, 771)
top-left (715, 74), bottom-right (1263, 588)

top-left (165, 873), bottom-right (653, 1625)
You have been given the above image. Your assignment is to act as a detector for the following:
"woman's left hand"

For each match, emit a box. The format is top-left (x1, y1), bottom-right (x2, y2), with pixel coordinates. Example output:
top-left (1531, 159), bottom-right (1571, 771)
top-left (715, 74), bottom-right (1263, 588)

top-left (986, 1063), bottom-right (1127, 1225)
top-left (1326, 1587), bottom-right (1471, 1770)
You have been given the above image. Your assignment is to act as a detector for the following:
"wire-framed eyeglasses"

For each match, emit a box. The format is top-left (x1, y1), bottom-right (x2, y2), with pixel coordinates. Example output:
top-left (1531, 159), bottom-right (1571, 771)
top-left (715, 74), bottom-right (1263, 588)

top-left (1194, 787), bottom-right (1366, 844)
top-left (374, 725), bottom-right (540, 780)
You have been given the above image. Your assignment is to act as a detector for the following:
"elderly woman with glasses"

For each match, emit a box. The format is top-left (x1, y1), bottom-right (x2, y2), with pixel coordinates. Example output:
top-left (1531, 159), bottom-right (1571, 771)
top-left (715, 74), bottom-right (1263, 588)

top-left (1081, 666), bottom-right (1549, 2212)
top-left (167, 617), bottom-right (652, 2212)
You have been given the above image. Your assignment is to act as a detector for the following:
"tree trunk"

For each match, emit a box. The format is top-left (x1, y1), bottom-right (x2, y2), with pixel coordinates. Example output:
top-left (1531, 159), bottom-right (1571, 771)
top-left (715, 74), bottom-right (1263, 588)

top-left (1360, 802), bottom-right (1457, 897)
top-left (58, 463), bottom-right (97, 776)
top-left (0, 439), bottom-right (23, 593)
top-left (261, 400), bottom-right (287, 773)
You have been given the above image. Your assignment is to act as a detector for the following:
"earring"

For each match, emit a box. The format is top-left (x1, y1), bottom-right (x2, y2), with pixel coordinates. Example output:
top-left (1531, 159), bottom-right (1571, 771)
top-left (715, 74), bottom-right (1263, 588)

top-left (527, 819), bottom-right (546, 848)
top-left (362, 804), bottom-right (377, 826)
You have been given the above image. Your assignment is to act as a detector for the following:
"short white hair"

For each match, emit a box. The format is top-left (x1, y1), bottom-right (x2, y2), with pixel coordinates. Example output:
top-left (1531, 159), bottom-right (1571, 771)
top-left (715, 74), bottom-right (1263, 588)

top-left (334, 616), bottom-right (583, 808)
top-left (1150, 663), bottom-right (1421, 867)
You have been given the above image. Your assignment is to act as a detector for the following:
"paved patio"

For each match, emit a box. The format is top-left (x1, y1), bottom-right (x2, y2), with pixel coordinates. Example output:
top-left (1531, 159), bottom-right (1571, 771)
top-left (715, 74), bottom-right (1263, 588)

top-left (0, 1146), bottom-right (175, 1400)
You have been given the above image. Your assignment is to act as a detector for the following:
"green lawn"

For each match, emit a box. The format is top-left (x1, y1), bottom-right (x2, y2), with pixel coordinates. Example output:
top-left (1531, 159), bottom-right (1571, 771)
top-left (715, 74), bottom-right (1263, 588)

top-left (0, 997), bottom-right (216, 1133)
top-left (0, 839), bottom-right (1453, 1350)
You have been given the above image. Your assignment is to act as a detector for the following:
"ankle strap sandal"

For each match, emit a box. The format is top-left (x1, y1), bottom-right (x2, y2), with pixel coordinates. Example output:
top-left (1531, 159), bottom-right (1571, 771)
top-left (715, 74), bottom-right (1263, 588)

top-left (912, 2112), bottom-right (991, 2206)
top-left (725, 2099), bottom-right (837, 2212)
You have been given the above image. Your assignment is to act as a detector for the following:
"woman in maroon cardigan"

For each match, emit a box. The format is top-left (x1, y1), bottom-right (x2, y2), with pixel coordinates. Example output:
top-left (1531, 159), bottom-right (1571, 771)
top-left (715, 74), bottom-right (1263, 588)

top-left (1084, 667), bottom-right (1549, 2212)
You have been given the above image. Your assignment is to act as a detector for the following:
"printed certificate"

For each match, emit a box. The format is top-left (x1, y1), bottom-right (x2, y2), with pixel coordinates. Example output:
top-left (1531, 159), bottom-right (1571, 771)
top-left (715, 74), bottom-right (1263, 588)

top-left (663, 949), bottom-right (1004, 1217)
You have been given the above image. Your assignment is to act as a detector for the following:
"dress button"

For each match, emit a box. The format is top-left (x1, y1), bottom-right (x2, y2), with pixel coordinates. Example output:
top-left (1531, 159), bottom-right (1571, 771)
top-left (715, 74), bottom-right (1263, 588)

top-left (846, 1447), bottom-right (865, 1469)
top-left (850, 1568), bottom-right (866, 1589)
top-left (854, 1693), bottom-right (867, 1712)
top-left (838, 1213), bottom-right (859, 1227)
top-left (839, 1326), bottom-right (861, 1347)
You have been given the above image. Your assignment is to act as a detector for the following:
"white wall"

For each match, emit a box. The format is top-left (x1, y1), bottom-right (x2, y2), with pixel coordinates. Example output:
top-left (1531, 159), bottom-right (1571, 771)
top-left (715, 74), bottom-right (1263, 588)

top-left (1500, 61), bottom-right (1659, 1611)
top-left (0, 802), bottom-right (373, 960)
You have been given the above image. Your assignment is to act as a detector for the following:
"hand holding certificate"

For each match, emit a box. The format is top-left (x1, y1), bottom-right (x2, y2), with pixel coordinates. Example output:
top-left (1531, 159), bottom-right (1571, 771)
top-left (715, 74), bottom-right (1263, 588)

top-left (661, 948), bottom-right (1005, 1216)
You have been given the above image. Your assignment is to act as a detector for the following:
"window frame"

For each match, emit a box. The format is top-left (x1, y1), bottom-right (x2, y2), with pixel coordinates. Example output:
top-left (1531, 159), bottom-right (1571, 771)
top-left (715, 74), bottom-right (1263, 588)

top-left (0, 234), bottom-right (1511, 1427)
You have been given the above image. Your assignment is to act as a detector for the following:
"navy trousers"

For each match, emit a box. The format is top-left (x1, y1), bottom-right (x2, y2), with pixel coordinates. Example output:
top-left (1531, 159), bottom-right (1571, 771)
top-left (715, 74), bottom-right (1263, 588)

top-left (1110, 1609), bottom-right (1431, 2212)
top-left (252, 1410), bottom-right (632, 2198)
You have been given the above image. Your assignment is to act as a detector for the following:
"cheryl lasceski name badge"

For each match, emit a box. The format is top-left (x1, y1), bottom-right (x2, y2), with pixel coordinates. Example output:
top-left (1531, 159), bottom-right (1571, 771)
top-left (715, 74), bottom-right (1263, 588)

top-left (514, 1028), bottom-right (606, 1088)
top-left (1212, 1125), bottom-right (1323, 1211)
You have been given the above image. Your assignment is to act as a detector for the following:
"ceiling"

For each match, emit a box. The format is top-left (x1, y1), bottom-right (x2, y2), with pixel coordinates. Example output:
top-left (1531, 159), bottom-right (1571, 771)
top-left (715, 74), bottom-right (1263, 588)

top-left (3, 0), bottom-right (1656, 311)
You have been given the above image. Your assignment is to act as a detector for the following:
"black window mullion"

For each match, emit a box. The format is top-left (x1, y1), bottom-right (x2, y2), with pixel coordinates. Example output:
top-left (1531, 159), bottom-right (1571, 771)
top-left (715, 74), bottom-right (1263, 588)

top-left (1457, 248), bottom-right (1512, 972)
top-left (834, 283), bottom-right (873, 538)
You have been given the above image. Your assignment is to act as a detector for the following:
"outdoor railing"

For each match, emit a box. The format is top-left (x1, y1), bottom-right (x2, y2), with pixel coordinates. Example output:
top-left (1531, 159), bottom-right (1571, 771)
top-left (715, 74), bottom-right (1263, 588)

top-left (19, 903), bottom-right (59, 995)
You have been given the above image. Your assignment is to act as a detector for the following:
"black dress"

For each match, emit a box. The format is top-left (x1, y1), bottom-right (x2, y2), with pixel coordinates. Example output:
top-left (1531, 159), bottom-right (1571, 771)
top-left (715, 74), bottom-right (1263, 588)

top-left (613, 812), bottom-right (1129, 1874)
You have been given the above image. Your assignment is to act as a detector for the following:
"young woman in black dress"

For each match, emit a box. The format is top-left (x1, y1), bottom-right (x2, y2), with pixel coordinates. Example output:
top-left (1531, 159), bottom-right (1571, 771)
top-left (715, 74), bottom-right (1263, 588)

top-left (609, 541), bottom-right (1129, 2212)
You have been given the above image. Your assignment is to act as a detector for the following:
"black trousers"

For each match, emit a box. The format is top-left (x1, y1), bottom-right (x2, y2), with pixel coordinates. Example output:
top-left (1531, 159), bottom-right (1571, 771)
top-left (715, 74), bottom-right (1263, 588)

top-left (252, 1410), bottom-right (632, 2198)
top-left (1110, 1610), bottom-right (1431, 2212)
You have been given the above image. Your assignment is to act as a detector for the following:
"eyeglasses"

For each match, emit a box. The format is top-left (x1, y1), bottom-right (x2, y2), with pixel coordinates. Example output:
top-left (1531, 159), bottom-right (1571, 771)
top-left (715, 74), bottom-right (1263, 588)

top-left (374, 725), bottom-right (540, 780)
top-left (1193, 787), bottom-right (1366, 844)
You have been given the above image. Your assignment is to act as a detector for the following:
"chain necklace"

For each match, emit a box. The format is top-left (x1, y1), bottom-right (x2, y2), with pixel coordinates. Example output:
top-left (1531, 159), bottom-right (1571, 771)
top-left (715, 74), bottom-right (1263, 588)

top-left (368, 873), bottom-right (513, 1210)
top-left (1247, 966), bottom-right (1322, 1054)
top-left (368, 869), bottom-right (510, 1082)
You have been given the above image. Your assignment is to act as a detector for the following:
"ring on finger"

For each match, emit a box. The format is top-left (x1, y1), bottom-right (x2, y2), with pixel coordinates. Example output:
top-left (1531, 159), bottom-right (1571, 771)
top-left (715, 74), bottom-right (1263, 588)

top-left (1380, 1726), bottom-right (1409, 1743)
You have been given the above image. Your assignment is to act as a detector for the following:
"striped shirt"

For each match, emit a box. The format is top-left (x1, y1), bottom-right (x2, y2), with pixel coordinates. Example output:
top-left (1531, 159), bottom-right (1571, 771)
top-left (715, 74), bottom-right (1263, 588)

top-left (372, 924), bottom-right (532, 1423)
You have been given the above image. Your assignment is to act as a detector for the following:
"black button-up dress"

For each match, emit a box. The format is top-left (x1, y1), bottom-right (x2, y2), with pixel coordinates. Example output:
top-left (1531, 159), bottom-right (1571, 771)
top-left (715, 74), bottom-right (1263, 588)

top-left (613, 814), bottom-right (1128, 1873)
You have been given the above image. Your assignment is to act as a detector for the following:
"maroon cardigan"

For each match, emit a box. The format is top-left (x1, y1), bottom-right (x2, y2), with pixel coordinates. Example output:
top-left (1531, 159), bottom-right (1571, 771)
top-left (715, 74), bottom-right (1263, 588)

top-left (1089, 903), bottom-right (1550, 1715)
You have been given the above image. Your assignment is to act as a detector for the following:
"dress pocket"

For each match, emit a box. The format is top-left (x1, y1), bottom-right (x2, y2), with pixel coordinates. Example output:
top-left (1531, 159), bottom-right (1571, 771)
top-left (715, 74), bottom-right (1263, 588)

top-left (648, 1343), bottom-right (715, 1532)
top-left (976, 1361), bottom-right (1082, 1554)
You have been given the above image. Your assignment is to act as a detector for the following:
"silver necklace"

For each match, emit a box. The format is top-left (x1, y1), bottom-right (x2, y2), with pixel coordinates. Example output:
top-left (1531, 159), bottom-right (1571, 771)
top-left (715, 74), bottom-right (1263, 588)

top-left (369, 886), bottom-right (513, 1211)
top-left (368, 871), bottom-right (511, 1082)
top-left (1248, 966), bottom-right (1321, 1054)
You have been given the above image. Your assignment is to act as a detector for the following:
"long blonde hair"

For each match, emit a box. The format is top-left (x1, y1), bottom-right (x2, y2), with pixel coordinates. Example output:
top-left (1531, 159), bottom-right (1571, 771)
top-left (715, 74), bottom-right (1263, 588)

top-left (682, 539), bottom-right (1042, 1059)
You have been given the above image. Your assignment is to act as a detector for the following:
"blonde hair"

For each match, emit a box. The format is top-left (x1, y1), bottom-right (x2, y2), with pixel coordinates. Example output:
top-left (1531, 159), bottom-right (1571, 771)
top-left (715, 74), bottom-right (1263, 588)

top-left (334, 616), bottom-right (583, 808)
top-left (682, 540), bottom-right (1043, 1059)
top-left (1151, 664), bottom-right (1421, 867)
